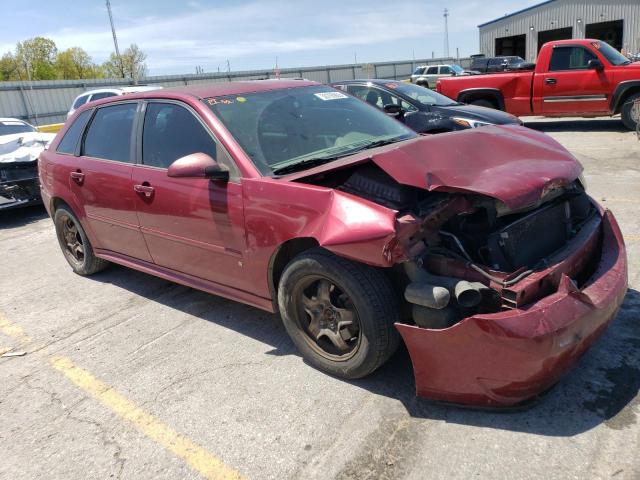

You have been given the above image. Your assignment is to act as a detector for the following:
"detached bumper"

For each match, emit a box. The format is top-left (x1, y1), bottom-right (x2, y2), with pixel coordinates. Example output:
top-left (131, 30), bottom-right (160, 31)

top-left (396, 209), bottom-right (628, 407)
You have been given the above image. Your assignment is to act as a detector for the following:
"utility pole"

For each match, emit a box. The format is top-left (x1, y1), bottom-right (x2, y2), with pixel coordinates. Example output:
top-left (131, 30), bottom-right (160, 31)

top-left (444, 8), bottom-right (450, 58)
top-left (106, 0), bottom-right (124, 78)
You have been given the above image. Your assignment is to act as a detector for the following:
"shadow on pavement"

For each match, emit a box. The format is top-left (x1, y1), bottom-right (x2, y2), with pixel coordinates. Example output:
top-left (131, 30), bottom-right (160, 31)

top-left (88, 262), bottom-right (640, 437)
top-left (525, 118), bottom-right (629, 133)
top-left (0, 204), bottom-right (48, 229)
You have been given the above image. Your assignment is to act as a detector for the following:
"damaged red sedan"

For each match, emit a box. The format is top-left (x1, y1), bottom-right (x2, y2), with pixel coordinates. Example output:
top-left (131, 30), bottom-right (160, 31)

top-left (39, 80), bottom-right (628, 407)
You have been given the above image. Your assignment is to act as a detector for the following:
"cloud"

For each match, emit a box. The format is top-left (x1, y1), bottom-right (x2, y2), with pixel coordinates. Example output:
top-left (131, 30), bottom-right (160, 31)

top-left (42, 0), bottom-right (442, 72)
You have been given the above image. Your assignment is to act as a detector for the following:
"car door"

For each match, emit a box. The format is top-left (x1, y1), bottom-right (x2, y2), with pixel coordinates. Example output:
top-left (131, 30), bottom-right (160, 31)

top-left (71, 101), bottom-right (153, 261)
top-left (131, 100), bottom-right (248, 289)
top-left (421, 66), bottom-right (439, 87)
top-left (541, 45), bottom-right (613, 115)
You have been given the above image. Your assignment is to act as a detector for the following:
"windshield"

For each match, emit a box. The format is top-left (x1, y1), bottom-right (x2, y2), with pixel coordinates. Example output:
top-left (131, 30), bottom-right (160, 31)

top-left (594, 41), bottom-right (631, 66)
top-left (387, 82), bottom-right (457, 106)
top-left (207, 85), bottom-right (416, 176)
top-left (0, 121), bottom-right (36, 136)
top-left (451, 64), bottom-right (464, 74)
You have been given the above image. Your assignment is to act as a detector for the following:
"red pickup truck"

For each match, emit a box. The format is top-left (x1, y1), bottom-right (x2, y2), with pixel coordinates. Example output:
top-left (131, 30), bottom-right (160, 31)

top-left (437, 39), bottom-right (640, 129)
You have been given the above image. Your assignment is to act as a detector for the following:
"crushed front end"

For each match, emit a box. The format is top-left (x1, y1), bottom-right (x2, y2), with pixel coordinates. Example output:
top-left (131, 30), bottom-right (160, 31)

top-left (389, 180), bottom-right (627, 407)
top-left (0, 160), bottom-right (41, 210)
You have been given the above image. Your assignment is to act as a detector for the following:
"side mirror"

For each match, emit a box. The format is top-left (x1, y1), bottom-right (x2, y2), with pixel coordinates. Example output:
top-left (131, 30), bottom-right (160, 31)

top-left (383, 104), bottom-right (404, 117)
top-left (167, 152), bottom-right (230, 182)
top-left (588, 59), bottom-right (604, 71)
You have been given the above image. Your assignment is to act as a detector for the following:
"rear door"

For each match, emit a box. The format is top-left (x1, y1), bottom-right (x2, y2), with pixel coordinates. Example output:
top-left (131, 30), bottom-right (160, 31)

top-left (541, 45), bottom-right (613, 114)
top-left (131, 100), bottom-right (247, 289)
top-left (71, 102), bottom-right (152, 261)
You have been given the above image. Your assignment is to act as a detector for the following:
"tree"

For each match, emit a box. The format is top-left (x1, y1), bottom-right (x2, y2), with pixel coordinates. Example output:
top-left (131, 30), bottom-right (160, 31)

top-left (0, 52), bottom-right (19, 81)
top-left (55, 47), bottom-right (102, 79)
top-left (15, 36), bottom-right (58, 80)
top-left (103, 44), bottom-right (147, 81)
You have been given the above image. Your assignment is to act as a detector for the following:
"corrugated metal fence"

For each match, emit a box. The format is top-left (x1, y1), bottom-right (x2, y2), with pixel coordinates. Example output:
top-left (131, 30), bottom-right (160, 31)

top-left (0, 57), bottom-right (471, 126)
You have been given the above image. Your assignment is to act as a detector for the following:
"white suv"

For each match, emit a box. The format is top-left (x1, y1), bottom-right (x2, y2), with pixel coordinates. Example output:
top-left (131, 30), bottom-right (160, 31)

top-left (410, 64), bottom-right (467, 89)
top-left (67, 85), bottom-right (162, 118)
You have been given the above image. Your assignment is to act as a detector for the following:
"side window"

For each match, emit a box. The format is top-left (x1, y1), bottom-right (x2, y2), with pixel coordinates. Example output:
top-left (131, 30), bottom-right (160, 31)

top-left (57, 110), bottom-right (93, 155)
top-left (426, 66), bottom-right (438, 74)
top-left (413, 67), bottom-right (426, 75)
top-left (440, 66), bottom-right (453, 74)
top-left (83, 103), bottom-right (137, 162)
top-left (72, 95), bottom-right (90, 109)
top-left (142, 102), bottom-right (240, 178)
top-left (549, 47), bottom-right (597, 71)
top-left (89, 92), bottom-right (118, 102)
top-left (346, 86), bottom-right (416, 112)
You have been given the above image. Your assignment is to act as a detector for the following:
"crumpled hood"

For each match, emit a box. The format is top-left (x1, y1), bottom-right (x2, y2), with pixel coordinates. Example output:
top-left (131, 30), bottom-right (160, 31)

top-left (372, 125), bottom-right (582, 209)
top-left (289, 125), bottom-right (582, 210)
top-left (0, 132), bottom-right (55, 163)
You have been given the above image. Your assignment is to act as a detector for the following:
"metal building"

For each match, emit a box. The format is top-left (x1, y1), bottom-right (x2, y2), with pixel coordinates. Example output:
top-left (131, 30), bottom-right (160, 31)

top-left (478, 0), bottom-right (640, 62)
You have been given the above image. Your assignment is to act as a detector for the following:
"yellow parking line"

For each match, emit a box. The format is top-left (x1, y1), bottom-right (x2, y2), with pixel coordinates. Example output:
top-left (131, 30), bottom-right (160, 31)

top-left (625, 234), bottom-right (640, 243)
top-left (0, 310), bottom-right (244, 480)
top-left (0, 313), bottom-right (31, 345)
top-left (49, 356), bottom-right (245, 480)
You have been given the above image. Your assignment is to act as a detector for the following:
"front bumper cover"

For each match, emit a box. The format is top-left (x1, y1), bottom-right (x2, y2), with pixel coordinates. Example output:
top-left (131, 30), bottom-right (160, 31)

top-left (396, 208), bottom-right (628, 407)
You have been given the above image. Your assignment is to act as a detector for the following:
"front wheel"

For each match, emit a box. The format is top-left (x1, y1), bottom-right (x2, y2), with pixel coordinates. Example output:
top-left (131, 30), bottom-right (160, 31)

top-left (620, 93), bottom-right (640, 131)
top-left (278, 249), bottom-right (400, 379)
top-left (54, 206), bottom-right (108, 275)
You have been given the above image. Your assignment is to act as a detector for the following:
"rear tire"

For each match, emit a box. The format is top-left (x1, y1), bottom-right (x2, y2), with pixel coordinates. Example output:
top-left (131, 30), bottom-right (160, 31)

top-left (54, 206), bottom-right (108, 276)
top-left (278, 248), bottom-right (400, 379)
top-left (469, 99), bottom-right (497, 109)
top-left (620, 93), bottom-right (640, 131)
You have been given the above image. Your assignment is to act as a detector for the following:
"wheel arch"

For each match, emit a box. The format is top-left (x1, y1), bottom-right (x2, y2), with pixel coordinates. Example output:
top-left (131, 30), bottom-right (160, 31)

top-left (457, 88), bottom-right (505, 110)
top-left (611, 81), bottom-right (640, 113)
top-left (268, 237), bottom-right (320, 309)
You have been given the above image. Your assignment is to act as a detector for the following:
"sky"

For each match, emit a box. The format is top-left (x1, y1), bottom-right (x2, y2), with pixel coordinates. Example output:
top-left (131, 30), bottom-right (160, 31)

top-left (0, 0), bottom-right (540, 76)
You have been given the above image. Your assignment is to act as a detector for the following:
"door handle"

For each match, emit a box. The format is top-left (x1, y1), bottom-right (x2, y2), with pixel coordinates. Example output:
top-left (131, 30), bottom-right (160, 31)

top-left (70, 171), bottom-right (85, 184)
top-left (545, 78), bottom-right (557, 85)
top-left (133, 184), bottom-right (155, 198)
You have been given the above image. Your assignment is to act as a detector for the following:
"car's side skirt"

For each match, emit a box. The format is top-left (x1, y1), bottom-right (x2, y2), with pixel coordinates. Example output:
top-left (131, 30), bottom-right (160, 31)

top-left (94, 249), bottom-right (275, 313)
top-left (543, 95), bottom-right (608, 103)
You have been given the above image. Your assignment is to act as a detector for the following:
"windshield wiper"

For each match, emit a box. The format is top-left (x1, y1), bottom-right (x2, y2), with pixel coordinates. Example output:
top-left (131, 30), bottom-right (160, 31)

top-left (271, 137), bottom-right (406, 176)
top-left (272, 155), bottom-right (344, 175)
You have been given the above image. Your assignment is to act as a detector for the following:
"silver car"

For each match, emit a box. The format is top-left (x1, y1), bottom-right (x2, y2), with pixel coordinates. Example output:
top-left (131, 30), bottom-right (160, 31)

top-left (410, 64), bottom-right (467, 89)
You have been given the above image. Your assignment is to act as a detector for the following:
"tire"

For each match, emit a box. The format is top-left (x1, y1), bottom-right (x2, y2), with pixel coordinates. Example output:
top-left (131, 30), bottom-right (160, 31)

top-left (620, 93), bottom-right (640, 131)
top-left (54, 206), bottom-right (108, 275)
top-left (469, 99), bottom-right (497, 109)
top-left (278, 248), bottom-right (400, 379)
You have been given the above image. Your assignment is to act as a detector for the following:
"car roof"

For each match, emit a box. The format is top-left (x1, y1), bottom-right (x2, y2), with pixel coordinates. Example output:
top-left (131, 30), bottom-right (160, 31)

top-left (75, 85), bottom-right (163, 97)
top-left (85, 79), bottom-right (320, 104)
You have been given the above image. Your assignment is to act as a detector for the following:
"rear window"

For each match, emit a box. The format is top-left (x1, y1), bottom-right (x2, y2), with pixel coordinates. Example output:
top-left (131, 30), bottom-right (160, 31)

top-left (57, 110), bottom-right (92, 155)
top-left (413, 67), bottom-right (426, 75)
top-left (426, 66), bottom-right (438, 74)
top-left (83, 103), bottom-right (137, 162)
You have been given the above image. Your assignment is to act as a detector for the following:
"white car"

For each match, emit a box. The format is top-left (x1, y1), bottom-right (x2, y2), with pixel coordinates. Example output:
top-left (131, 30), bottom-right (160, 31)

top-left (0, 118), bottom-right (55, 209)
top-left (67, 85), bottom-right (163, 118)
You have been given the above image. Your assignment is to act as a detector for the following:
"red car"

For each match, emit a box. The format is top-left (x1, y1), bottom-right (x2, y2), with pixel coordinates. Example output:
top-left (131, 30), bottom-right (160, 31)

top-left (437, 39), bottom-right (640, 130)
top-left (39, 80), bottom-right (628, 407)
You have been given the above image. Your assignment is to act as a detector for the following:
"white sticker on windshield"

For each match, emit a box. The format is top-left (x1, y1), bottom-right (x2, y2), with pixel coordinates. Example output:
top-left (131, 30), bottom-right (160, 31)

top-left (314, 92), bottom-right (348, 101)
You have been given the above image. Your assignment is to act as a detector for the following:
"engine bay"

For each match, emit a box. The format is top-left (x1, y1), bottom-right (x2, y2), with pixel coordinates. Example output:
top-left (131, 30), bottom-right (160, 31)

top-left (301, 162), bottom-right (599, 329)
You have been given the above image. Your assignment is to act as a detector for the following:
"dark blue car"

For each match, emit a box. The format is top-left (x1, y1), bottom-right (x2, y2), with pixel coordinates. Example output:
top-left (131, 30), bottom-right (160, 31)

top-left (331, 80), bottom-right (522, 134)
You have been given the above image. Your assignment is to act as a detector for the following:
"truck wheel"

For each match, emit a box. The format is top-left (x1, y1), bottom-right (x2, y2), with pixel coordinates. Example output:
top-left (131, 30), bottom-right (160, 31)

top-left (54, 206), bottom-right (108, 275)
top-left (469, 99), bottom-right (497, 109)
top-left (620, 93), bottom-right (640, 131)
top-left (278, 248), bottom-right (400, 379)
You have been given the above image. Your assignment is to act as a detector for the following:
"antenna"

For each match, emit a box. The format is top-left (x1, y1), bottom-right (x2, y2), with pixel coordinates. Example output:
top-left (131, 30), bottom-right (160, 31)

top-left (106, 0), bottom-right (123, 77)
top-left (444, 8), bottom-right (450, 58)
